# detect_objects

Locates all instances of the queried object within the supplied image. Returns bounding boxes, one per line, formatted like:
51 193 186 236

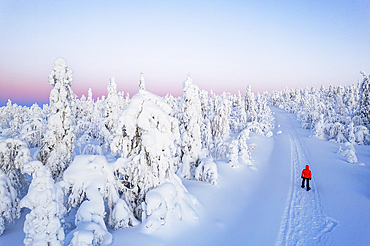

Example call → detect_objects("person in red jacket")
301 165 312 191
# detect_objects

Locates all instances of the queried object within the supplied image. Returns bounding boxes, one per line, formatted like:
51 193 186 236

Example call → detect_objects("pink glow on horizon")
1 68 362 107
1 73 272 107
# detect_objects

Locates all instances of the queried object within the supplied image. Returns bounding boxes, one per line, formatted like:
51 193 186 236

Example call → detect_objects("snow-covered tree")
245 85 257 122
68 186 113 246
90 96 105 140
354 125 370 145
20 103 46 148
0 138 33 198
111 89 181 219
1 101 29 139
346 122 356 143
38 58 76 181
200 90 210 119
228 140 239 167
62 155 123 245
212 137 228 160
20 161 66 246
357 71 370 125
200 118 213 156
314 114 328 141
63 155 138 235
239 99 247 131
338 142 358 164
177 75 203 178
0 169 19 236
105 76 120 132
74 93 94 143
86 88 94 121
330 122 347 143
237 130 256 165
212 98 230 138
335 85 347 121
92 76 121 155
139 72 146 90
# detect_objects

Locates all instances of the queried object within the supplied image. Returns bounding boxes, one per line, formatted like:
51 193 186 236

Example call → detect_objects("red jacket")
302 165 311 179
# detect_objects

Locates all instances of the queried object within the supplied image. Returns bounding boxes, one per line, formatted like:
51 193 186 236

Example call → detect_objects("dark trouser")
301 177 310 190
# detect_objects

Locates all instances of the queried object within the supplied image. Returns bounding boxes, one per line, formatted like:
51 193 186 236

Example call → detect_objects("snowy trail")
276 112 338 245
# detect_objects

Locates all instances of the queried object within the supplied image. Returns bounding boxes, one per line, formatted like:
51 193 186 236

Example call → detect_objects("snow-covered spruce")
245 85 257 122
357 71 370 126
0 169 19 236
228 140 239 168
0 138 33 198
313 114 328 141
212 97 231 139
103 76 121 135
38 58 76 181
237 130 256 165
20 161 66 246
139 72 146 90
177 75 203 179
111 89 199 226
0 138 32 236
20 103 46 148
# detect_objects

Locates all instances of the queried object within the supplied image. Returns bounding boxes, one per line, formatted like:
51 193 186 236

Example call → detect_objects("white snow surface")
1 108 370 245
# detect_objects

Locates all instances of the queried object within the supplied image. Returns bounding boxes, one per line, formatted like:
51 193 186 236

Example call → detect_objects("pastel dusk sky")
1 0 369 106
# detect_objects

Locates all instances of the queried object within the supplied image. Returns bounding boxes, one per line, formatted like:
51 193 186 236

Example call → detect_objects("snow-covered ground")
1 107 370 245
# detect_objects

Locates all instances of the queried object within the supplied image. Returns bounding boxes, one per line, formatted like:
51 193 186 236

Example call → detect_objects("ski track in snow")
276 115 338 246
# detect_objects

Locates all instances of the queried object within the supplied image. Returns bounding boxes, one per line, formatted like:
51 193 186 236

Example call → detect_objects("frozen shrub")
195 158 218 185
338 142 357 164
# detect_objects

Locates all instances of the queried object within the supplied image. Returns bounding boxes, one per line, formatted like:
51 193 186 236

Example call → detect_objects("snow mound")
141 173 199 233
67 221 112 246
